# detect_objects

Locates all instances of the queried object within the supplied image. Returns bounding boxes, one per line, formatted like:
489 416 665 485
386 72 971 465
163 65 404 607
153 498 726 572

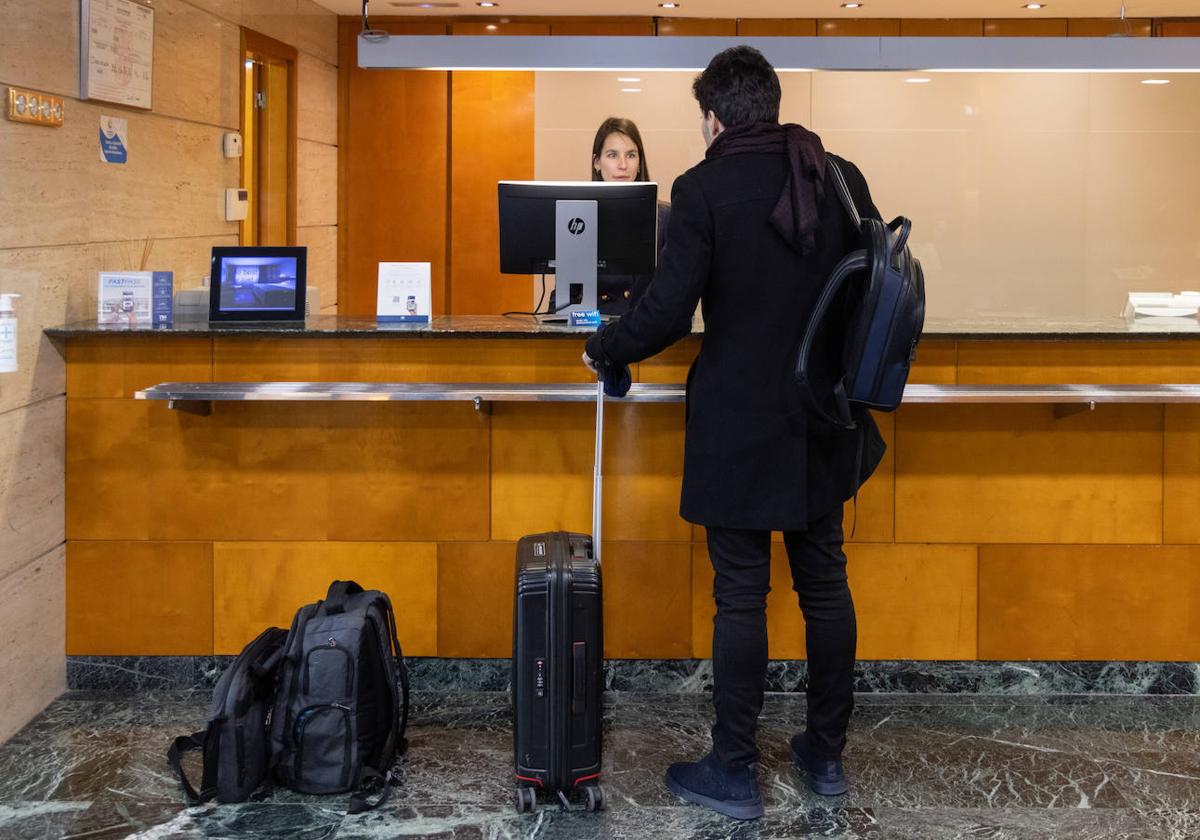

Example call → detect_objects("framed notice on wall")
80 0 155 110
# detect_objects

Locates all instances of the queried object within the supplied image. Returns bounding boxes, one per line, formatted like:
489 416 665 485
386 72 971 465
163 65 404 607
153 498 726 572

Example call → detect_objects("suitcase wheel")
515 786 537 814
585 783 607 812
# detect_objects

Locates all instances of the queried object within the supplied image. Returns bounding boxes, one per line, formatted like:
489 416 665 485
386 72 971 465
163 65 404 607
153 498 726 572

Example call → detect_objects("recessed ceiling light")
485 23 498 30
621 88 642 93
659 3 680 8
477 1 497 5
1022 3 1045 8
841 2 863 8
1142 79 1171 85
905 77 932 83
617 77 641 82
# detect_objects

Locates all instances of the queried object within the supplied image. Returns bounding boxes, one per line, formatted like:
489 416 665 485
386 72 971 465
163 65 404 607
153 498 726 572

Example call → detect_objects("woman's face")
593 131 640 182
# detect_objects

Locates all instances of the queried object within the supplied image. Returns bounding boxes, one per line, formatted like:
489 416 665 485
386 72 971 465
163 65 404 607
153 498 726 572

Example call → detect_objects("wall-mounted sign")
81 0 154 110
99 115 128 164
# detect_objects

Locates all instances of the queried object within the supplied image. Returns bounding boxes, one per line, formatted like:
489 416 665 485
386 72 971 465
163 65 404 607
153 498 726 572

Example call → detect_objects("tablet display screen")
209 247 307 322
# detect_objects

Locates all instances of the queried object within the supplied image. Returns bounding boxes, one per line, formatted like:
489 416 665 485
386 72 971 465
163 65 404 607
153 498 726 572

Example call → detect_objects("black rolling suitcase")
512 377 607 814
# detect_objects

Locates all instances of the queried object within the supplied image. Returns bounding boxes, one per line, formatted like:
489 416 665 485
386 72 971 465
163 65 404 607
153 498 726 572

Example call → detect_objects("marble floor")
0 691 1197 839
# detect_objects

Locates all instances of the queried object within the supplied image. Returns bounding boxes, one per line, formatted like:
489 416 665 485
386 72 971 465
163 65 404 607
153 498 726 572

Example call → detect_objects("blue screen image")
219 256 298 312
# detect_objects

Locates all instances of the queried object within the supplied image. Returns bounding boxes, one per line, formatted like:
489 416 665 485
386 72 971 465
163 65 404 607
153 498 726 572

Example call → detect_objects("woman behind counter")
549 117 670 317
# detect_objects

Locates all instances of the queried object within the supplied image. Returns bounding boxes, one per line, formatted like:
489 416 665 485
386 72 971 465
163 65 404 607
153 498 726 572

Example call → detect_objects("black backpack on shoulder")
795 156 926 429
270 580 410 811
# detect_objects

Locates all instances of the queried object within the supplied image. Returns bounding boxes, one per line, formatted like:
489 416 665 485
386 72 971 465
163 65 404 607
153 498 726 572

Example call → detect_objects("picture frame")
80 0 155 110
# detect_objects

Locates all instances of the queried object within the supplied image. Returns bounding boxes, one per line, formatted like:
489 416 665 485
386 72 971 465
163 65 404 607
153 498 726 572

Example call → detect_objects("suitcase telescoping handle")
593 375 604 565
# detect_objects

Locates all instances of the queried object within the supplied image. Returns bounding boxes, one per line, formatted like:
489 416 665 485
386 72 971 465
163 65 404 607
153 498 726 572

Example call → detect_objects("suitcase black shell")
513 530 604 806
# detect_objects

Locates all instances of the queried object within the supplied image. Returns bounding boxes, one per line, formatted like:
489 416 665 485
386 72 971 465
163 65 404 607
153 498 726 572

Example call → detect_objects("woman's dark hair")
591 117 650 182
692 45 781 128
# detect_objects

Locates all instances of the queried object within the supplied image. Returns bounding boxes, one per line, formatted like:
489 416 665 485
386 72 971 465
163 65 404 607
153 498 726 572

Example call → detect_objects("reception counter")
48 315 1200 667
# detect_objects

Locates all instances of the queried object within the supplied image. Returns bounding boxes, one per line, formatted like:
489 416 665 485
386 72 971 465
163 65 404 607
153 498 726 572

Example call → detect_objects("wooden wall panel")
323 403 490 541
900 19 984 36
818 19 901 37
67 399 490 542
692 543 977 661
437 542 515 657
909 340 957 384
450 72 537 315
958 341 1200 385
737 20 817 36
212 337 593 383
1155 20 1200 36
550 20 655 35
984 19 1069 37
979 545 1200 661
1164 405 1200 544
657 19 737 36
67 542 213 655
213 541 438 655
896 404 1163 545
451 22 551 35
66 337 212 399
603 542 692 658
638 338 701 384
1068 18 1152 37
339 20 449 316
491 402 691 542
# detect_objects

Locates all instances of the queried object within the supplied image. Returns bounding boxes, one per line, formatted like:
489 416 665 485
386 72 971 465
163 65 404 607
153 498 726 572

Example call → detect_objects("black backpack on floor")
168 581 410 813
168 626 288 804
270 580 410 810
795 156 926 429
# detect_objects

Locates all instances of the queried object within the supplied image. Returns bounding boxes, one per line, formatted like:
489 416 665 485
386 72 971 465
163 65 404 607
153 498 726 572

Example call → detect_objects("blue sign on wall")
100 116 127 164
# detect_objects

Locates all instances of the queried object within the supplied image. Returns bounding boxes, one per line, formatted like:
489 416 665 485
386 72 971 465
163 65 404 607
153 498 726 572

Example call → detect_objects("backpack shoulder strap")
794 251 869 430
825 156 862 227
167 728 218 805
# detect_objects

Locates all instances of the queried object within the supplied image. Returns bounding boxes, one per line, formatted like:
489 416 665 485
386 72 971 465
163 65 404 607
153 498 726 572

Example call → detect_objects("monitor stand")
541 198 598 323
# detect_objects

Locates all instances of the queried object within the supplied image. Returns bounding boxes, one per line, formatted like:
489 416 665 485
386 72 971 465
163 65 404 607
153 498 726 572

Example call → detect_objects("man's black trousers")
705 506 856 767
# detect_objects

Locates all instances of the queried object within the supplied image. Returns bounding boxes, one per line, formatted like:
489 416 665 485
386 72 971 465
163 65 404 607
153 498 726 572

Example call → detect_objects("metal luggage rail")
133 382 1200 417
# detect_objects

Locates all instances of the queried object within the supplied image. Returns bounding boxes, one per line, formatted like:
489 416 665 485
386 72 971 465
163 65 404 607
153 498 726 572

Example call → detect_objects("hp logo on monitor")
567 218 586 235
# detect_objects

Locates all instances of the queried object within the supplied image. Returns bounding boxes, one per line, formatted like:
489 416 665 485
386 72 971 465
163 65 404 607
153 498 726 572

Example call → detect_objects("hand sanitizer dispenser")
0 293 20 373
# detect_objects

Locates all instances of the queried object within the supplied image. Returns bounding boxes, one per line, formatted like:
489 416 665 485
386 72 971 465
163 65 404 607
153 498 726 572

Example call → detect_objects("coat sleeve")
585 171 711 369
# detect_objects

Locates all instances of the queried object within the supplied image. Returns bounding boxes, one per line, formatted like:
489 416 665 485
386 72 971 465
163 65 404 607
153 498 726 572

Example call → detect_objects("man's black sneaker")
664 752 765 820
789 733 849 796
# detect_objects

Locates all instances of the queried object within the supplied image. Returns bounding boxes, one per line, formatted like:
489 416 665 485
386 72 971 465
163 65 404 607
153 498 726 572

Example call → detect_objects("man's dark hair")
692 46 781 128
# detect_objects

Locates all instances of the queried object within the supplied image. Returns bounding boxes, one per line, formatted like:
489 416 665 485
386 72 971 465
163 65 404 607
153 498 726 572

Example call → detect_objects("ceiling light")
841 2 863 7
659 3 680 8
1022 3 1045 8
905 77 931 83
477 1 497 5
485 24 497 30
621 88 642 93
1141 78 1171 84
617 77 641 82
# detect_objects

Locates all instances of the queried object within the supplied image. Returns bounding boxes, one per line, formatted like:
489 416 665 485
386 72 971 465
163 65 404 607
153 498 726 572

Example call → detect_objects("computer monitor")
498 181 658 318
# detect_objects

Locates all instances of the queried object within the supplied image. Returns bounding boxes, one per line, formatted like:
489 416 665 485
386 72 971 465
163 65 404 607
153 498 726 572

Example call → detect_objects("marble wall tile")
296 0 340 67
182 0 244 27
297 140 338 228
296 225 337 308
0 0 78 99
0 99 239 251
0 547 66 744
0 236 234 415
0 399 65 582
152 0 242 130
297 53 338 146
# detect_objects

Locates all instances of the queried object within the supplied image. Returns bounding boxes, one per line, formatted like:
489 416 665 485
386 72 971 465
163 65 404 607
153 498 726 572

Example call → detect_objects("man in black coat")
583 46 886 819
